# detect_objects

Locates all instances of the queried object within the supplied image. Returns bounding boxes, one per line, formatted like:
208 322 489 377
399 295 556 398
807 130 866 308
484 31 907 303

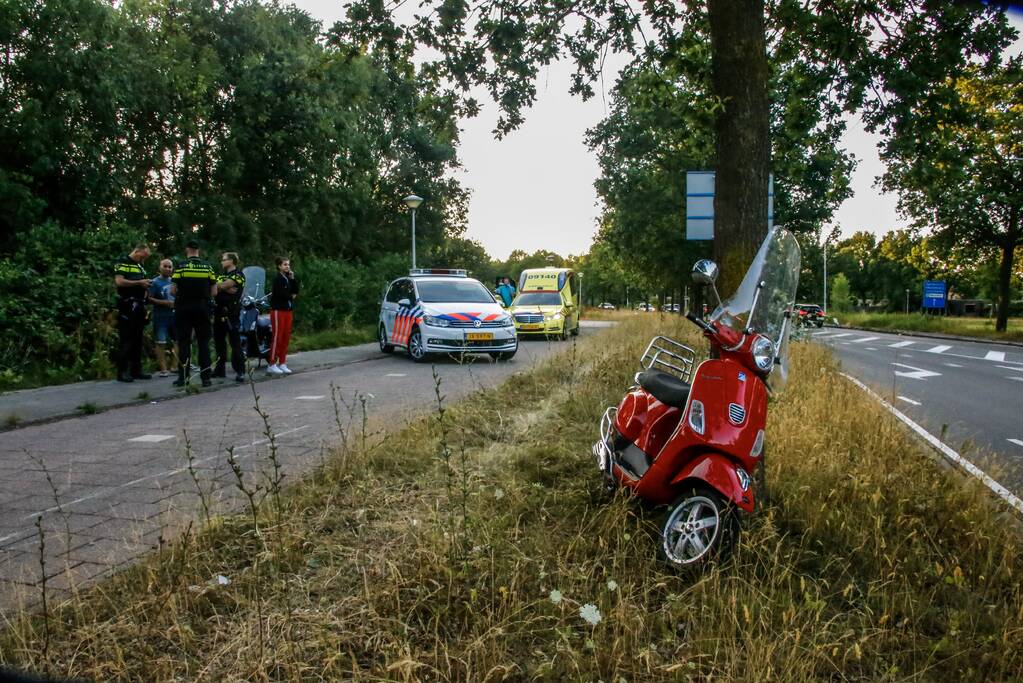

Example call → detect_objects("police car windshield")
417 279 495 304
516 292 561 306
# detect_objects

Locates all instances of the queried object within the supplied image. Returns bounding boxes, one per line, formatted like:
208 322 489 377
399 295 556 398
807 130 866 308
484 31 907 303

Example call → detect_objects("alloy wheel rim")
662 496 720 565
410 331 424 358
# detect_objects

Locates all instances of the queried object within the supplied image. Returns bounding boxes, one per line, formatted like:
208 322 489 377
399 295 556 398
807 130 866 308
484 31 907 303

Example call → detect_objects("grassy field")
288 322 376 352
3 315 1023 680
840 312 1023 343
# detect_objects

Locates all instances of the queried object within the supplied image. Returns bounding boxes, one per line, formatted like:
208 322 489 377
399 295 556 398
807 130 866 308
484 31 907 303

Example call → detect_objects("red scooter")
593 228 800 569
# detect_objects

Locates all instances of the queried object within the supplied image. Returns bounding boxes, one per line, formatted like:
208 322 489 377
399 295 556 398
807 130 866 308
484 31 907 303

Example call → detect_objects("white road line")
897 396 921 406
385 373 407 377
127 434 175 443
842 373 1023 515
295 395 324 400
986 351 1007 362
889 341 915 348
1009 439 1023 448
1010 377 1023 383
944 363 963 368
892 362 942 381
849 336 880 344
998 365 1023 372
827 332 855 339
924 345 952 354
866 347 878 351
16 425 311 523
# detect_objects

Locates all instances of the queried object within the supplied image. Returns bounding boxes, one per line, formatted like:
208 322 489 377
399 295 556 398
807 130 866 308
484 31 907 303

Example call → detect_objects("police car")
378 269 517 362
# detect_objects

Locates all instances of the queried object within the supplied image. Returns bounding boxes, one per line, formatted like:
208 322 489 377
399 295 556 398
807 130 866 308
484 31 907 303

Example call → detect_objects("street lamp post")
403 194 424 269
822 240 828 313
905 288 910 315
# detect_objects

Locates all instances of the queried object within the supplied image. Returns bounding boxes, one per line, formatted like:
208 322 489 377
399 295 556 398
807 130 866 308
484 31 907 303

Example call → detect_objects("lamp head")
404 194 424 210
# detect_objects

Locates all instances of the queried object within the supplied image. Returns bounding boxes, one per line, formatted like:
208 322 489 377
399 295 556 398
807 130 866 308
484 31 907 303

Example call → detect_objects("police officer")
212 252 247 382
171 240 218 387
113 243 152 383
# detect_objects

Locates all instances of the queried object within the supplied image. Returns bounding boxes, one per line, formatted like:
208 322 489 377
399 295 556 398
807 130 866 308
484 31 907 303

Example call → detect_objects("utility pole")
822 240 828 312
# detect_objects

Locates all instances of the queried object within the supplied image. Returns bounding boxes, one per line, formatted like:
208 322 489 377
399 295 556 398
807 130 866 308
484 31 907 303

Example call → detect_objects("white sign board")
685 172 774 240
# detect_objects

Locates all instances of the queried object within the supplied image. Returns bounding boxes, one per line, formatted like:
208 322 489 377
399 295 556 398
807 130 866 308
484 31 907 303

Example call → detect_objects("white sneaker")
279 364 292 375
267 363 283 375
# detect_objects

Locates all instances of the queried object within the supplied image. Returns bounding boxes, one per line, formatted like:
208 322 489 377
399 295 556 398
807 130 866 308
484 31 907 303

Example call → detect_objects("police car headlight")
751 335 774 373
423 315 450 328
498 315 513 327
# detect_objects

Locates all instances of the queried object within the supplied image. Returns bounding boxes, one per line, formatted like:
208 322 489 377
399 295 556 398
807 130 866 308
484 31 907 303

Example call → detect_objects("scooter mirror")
691 259 719 285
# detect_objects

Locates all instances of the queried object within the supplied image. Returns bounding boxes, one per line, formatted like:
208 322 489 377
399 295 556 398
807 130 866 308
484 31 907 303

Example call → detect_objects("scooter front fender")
670 451 754 513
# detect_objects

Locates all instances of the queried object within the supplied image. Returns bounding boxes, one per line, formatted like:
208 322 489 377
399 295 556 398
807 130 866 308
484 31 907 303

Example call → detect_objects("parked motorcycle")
593 227 800 569
240 265 273 365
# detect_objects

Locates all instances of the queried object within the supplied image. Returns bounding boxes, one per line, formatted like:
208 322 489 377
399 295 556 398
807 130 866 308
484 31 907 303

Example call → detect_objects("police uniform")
213 267 246 379
113 255 149 381
172 255 218 386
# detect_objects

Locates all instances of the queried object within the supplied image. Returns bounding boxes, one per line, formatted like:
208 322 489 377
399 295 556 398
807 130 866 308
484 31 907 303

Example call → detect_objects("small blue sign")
923 280 946 309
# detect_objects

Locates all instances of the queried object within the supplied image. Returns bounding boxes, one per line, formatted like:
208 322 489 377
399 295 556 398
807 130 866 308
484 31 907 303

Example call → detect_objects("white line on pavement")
295 395 324 400
866 347 878 351
841 373 1023 515
986 351 1007 362
127 434 175 443
1010 377 1023 383
924 345 952 354
1009 439 1023 448
897 396 921 405
827 332 855 339
849 336 880 344
944 363 963 368
385 373 407 377
998 366 1023 372
889 341 915 348
892 362 942 381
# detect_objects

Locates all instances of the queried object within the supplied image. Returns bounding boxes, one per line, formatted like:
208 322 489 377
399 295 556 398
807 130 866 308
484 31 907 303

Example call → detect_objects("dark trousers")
213 309 245 376
175 305 212 382
116 299 146 377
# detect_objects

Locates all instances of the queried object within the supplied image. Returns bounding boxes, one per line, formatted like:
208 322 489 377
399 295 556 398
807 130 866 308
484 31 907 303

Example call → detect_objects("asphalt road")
0 323 613 612
813 328 1023 492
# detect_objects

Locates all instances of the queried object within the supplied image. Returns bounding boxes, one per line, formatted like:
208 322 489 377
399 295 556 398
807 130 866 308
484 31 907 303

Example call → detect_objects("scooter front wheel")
659 487 738 570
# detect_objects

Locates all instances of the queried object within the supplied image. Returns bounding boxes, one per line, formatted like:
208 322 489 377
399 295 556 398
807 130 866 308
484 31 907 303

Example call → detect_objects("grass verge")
840 311 1023 343
2 316 1022 680
289 322 376 353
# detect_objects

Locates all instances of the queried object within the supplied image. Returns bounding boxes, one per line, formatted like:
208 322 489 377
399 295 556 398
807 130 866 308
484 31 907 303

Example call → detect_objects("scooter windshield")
709 228 801 386
242 266 267 301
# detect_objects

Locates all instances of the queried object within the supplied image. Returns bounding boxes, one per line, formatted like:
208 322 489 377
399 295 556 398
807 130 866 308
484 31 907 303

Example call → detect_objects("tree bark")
995 208 1019 333
707 0 771 295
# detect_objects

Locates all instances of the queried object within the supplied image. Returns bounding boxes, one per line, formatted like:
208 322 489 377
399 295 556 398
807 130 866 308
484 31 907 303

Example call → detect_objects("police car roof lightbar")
409 268 467 277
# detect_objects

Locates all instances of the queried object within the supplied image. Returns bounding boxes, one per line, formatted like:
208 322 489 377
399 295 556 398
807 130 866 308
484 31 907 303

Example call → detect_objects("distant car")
598 302 616 310
660 304 681 313
794 303 825 328
634 302 655 312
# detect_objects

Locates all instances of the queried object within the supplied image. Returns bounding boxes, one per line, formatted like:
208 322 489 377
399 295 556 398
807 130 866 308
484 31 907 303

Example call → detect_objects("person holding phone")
267 256 299 375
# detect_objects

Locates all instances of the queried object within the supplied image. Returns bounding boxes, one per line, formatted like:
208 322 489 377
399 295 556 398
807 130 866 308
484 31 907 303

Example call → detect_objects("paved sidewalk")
0 344 381 428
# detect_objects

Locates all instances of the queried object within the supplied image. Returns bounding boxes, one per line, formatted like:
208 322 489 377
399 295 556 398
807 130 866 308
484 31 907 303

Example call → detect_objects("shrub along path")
2 315 1022 680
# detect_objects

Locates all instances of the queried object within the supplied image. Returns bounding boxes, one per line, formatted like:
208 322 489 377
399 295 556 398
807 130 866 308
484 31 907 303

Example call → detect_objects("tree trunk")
707 0 771 295
995 210 1019 332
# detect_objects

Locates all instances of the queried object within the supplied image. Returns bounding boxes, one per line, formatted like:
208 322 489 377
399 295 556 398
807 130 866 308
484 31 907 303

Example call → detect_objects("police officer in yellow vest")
113 243 153 383
213 252 247 382
171 240 218 387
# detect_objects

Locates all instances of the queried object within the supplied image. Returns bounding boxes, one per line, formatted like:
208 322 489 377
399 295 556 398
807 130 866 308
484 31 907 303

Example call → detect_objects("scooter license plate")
466 332 493 341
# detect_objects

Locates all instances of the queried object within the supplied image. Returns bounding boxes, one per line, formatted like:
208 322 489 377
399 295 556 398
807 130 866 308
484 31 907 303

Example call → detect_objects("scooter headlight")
751 335 774 373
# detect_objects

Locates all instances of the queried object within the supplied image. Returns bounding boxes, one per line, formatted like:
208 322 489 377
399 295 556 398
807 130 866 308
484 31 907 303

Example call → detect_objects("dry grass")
2 315 1023 681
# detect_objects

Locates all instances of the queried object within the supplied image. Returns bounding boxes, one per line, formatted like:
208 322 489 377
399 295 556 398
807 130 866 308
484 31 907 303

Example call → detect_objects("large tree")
881 61 1022 331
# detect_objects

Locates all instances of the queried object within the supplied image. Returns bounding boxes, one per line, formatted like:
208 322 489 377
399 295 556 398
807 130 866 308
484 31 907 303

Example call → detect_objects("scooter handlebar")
686 311 715 334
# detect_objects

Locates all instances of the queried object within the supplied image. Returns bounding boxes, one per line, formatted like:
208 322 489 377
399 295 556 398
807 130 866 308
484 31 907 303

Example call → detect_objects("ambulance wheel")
558 327 568 342
570 322 580 336
659 487 738 570
489 349 516 361
378 324 394 354
407 326 429 363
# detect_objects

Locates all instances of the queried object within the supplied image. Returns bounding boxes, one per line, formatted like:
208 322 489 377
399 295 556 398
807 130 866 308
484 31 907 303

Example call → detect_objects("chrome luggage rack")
593 406 618 472
639 335 697 383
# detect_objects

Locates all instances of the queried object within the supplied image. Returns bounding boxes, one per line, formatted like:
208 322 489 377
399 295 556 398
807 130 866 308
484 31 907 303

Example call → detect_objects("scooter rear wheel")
659 487 738 570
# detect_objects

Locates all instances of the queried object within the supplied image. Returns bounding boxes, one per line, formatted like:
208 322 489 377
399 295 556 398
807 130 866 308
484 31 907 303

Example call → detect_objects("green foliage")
829 273 852 313
295 255 408 330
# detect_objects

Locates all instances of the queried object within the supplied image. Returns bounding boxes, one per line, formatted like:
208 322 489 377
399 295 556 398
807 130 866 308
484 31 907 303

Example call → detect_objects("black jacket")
270 272 299 311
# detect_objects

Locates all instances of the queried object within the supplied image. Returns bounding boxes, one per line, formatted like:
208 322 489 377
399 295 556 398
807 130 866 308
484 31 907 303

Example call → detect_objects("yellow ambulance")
509 268 581 340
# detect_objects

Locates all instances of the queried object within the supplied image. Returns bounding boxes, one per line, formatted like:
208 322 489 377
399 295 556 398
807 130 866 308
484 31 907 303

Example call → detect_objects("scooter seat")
638 370 691 408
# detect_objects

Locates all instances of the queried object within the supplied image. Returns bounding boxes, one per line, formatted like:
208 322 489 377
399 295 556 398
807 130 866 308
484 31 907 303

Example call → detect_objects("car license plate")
466 332 493 341
520 324 542 330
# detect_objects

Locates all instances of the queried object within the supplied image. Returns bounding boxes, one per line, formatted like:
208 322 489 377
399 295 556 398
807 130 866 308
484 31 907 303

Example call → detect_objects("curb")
835 324 1023 349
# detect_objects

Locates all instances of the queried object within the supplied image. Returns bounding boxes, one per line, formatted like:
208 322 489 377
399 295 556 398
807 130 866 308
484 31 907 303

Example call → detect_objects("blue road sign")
923 280 947 309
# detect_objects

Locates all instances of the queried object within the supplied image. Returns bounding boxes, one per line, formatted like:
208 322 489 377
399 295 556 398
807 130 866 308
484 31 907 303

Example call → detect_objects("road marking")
849 336 880 344
897 396 921 406
866 347 878 351
295 395 324 400
386 373 407 377
127 434 174 443
1010 377 1023 383
827 333 855 339
985 351 1007 362
924 345 952 354
998 365 1023 372
889 341 914 348
841 373 1023 515
1009 439 1023 448
944 363 963 368
892 362 942 381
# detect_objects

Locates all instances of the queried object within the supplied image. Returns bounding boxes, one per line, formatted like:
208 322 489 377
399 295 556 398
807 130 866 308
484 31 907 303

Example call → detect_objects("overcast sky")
295 2 1022 260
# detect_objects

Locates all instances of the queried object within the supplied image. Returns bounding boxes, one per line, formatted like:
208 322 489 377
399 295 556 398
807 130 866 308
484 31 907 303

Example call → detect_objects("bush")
293 254 407 330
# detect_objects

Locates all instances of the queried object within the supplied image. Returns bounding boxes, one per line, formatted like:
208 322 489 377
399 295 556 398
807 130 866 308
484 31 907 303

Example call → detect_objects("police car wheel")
489 349 516 361
379 324 395 354
407 326 428 362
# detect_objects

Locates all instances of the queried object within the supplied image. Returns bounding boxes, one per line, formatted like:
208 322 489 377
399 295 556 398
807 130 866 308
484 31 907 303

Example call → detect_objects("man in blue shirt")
496 277 516 307
149 258 176 377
